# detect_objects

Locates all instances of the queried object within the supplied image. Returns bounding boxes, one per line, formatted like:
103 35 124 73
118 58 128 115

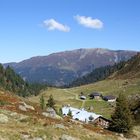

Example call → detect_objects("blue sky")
0 0 140 63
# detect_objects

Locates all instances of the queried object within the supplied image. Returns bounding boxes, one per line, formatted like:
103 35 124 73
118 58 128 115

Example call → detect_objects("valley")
28 78 140 119
0 52 140 139
1 0 140 139
0 76 140 139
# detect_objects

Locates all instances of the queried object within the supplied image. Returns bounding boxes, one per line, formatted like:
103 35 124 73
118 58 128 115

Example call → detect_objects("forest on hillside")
0 64 47 97
68 61 126 87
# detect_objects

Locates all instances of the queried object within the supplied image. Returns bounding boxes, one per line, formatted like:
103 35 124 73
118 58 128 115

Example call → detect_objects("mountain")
68 61 126 87
112 52 140 79
4 48 137 86
70 52 140 87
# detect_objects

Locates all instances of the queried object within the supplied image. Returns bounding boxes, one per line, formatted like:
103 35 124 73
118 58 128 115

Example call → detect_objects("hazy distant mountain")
4 48 137 86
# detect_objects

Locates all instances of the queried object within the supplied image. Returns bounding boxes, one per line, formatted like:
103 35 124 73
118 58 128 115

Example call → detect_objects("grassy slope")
26 78 140 139
28 78 140 119
0 90 124 140
1 77 140 139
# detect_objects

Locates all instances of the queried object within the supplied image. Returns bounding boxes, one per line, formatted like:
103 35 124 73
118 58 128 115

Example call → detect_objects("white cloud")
43 19 70 32
74 15 103 29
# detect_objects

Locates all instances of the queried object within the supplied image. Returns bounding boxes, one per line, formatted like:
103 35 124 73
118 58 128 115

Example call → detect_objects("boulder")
46 107 56 118
22 102 35 111
42 109 57 118
21 134 30 139
54 124 66 130
19 102 35 111
0 114 8 123
19 105 27 111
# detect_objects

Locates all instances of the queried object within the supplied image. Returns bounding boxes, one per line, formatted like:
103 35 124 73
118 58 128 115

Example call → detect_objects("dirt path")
62 89 85 108
81 100 86 108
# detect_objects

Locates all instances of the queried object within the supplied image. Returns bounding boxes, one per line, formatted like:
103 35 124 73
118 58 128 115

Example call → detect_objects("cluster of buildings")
61 91 116 128
80 92 116 102
62 106 111 128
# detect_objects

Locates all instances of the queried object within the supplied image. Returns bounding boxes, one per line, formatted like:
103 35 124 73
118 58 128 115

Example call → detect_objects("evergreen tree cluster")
129 95 140 124
109 94 133 133
0 64 47 97
40 94 56 110
68 61 125 87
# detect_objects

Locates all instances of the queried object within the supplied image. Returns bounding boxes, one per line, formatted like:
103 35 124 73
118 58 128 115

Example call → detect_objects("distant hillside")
4 48 137 86
68 61 126 87
0 64 46 96
113 52 140 79
70 52 140 87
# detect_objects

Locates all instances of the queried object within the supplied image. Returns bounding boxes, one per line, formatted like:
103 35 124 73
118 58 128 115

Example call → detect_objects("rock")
9 111 29 122
42 135 47 140
42 109 57 118
22 102 35 111
119 134 124 137
21 134 30 139
46 107 56 118
0 114 8 123
54 124 66 130
60 134 79 140
19 115 29 122
42 112 49 117
19 102 35 111
10 112 18 117
19 105 27 111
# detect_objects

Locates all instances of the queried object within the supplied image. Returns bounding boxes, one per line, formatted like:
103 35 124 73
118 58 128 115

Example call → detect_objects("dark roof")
89 92 101 96
98 116 112 122
103 95 116 100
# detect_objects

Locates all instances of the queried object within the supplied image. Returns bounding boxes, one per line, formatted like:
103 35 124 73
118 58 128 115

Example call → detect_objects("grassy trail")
81 100 86 108
63 89 86 108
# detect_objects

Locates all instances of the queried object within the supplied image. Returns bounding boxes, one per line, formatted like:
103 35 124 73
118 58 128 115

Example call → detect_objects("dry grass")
0 82 140 140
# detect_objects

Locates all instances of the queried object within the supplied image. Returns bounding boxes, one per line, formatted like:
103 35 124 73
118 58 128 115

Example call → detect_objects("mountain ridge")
4 48 137 86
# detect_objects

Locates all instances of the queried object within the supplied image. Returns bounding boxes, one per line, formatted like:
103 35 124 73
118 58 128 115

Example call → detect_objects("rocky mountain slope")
4 48 137 86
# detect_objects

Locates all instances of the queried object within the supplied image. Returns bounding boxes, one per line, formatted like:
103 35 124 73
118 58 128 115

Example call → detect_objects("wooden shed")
93 116 111 128
89 92 101 99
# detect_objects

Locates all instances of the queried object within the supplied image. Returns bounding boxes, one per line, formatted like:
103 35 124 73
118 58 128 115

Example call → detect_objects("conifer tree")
47 94 55 109
40 95 45 110
109 93 133 133
58 108 63 117
67 109 72 117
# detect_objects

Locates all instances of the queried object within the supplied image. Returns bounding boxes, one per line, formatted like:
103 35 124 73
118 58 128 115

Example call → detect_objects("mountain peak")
4 48 137 86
